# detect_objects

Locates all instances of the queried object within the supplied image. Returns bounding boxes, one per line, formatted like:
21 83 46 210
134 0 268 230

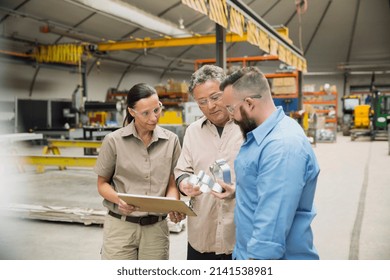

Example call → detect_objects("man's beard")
233 106 257 140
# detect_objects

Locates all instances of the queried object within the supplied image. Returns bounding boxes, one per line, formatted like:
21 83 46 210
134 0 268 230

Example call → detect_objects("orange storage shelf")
303 90 338 125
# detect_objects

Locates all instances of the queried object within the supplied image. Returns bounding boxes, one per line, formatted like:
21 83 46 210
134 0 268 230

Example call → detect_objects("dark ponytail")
123 83 157 126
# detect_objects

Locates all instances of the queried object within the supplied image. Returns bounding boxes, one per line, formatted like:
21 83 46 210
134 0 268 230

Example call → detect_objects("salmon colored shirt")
174 116 243 255
94 121 181 217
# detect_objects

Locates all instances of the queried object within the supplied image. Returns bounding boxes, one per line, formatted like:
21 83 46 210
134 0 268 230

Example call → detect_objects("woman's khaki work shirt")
94 121 181 217
174 117 243 255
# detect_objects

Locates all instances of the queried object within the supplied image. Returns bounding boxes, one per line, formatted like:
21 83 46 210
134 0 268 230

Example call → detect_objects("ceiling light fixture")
64 0 192 37
337 63 390 71
179 18 185 30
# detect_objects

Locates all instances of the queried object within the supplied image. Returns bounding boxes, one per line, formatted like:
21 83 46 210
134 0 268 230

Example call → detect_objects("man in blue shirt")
217 67 320 260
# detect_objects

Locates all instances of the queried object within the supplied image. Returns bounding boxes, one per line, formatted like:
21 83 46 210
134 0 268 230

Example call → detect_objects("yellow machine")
341 95 361 136
353 104 371 128
158 109 183 125
88 111 108 126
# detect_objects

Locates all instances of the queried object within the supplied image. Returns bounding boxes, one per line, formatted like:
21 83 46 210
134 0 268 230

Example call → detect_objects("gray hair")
188 65 226 95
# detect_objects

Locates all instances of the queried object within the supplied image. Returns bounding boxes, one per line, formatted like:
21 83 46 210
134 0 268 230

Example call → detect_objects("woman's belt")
108 210 167 226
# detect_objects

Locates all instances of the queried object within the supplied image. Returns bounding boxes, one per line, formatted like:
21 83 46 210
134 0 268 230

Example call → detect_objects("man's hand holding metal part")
211 179 235 200
179 177 203 197
180 159 235 199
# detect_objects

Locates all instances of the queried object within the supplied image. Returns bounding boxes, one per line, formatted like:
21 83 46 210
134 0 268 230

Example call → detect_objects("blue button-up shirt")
233 107 320 260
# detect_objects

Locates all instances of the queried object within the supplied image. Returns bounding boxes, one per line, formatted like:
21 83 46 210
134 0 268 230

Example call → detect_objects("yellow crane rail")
43 139 102 156
98 33 248 51
46 139 102 149
13 155 97 173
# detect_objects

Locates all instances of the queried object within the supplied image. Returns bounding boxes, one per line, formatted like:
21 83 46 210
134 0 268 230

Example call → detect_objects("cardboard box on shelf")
154 84 167 95
167 79 188 93
319 83 337 93
272 85 296 94
272 77 296 94
273 77 296 86
303 104 315 114
303 84 316 92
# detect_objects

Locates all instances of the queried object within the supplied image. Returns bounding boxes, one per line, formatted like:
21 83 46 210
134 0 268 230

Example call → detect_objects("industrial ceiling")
0 0 389 78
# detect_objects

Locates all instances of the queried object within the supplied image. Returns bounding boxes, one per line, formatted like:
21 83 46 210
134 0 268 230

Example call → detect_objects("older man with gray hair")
174 65 243 260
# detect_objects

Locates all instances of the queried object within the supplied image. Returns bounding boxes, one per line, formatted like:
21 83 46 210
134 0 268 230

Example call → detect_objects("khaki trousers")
101 214 169 260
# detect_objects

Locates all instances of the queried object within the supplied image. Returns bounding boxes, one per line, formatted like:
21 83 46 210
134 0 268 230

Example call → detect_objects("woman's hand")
118 198 139 215
168 211 186 224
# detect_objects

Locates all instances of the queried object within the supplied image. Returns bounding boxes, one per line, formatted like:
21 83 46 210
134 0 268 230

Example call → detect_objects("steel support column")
215 24 226 71
81 62 87 98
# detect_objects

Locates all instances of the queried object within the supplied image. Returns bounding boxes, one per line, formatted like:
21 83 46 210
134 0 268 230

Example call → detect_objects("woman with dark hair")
94 83 185 260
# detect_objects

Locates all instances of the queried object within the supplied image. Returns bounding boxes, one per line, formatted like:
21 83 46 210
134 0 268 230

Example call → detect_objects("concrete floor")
0 133 389 260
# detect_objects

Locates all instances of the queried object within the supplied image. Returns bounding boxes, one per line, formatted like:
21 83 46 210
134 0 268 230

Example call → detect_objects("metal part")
209 159 232 185
187 170 220 193
186 159 231 193
199 173 214 193
188 171 203 186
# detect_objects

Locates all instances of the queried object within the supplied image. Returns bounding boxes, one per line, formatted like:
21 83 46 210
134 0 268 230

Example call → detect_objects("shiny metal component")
209 159 231 184
211 182 223 193
186 159 231 193
199 173 213 193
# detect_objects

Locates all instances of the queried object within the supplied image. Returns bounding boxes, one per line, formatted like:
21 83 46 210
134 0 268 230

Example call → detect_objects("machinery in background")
347 78 390 141
80 90 125 153
349 104 371 141
349 90 390 141
15 98 79 138
353 104 371 129
341 95 361 136
83 100 122 127
155 79 188 126
370 90 390 140
81 87 127 128
14 85 124 139
154 80 202 144
80 84 200 145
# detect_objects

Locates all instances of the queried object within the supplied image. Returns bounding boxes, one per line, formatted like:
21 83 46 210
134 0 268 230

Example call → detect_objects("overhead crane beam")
97 33 249 51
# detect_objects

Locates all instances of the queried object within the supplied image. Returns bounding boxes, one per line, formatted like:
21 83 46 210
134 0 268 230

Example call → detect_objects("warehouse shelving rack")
303 90 338 142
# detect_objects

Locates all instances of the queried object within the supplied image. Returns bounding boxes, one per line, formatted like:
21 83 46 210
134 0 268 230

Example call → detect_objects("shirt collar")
121 120 169 141
200 116 235 128
248 106 285 145
199 116 208 127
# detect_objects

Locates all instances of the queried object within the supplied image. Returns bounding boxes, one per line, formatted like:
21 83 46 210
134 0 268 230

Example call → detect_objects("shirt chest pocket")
152 156 172 186
235 156 259 186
